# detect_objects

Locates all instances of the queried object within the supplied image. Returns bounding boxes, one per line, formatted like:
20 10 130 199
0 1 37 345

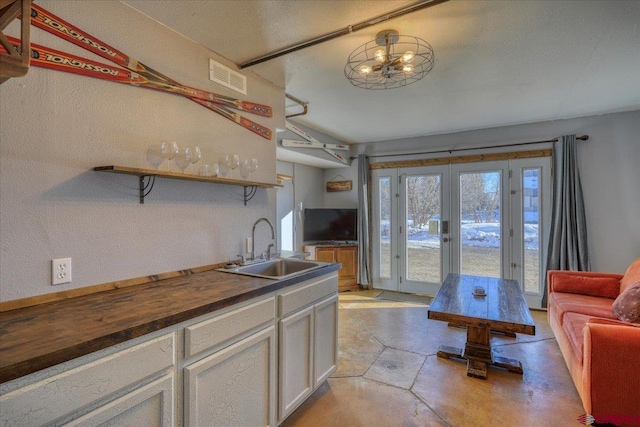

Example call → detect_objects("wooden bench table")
427 274 536 379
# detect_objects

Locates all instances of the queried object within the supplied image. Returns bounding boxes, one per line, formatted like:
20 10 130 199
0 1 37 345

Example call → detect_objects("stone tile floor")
282 290 585 427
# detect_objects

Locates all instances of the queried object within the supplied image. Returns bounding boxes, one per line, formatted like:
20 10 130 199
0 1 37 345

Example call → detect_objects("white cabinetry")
0 333 176 426
184 297 277 427
185 327 276 426
279 305 314 417
314 294 339 386
278 274 339 422
0 272 339 427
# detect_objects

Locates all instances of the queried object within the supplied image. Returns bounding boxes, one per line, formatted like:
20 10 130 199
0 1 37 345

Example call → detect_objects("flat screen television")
303 208 358 242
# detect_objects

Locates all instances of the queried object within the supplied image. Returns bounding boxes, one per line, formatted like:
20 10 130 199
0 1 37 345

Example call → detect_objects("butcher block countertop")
0 263 340 384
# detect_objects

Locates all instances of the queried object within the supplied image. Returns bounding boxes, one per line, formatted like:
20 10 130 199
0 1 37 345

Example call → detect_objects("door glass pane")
379 177 391 278
523 168 541 294
405 174 442 283
459 171 501 277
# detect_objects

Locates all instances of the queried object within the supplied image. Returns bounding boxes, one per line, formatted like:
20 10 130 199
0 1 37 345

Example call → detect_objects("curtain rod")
350 135 589 160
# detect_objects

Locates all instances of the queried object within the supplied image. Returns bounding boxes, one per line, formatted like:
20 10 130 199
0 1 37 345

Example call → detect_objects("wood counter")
0 264 340 384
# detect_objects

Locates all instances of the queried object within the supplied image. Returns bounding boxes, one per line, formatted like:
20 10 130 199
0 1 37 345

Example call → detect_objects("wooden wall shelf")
0 0 31 85
94 165 282 205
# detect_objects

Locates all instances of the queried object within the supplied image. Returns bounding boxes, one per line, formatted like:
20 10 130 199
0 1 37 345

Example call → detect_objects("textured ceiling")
124 0 640 144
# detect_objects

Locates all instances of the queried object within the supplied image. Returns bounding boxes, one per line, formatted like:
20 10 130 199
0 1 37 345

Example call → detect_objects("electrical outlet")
52 258 72 285
246 237 252 254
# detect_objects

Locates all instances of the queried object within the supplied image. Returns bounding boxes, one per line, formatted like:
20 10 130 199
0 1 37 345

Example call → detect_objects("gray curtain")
357 154 371 287
542 135 590 307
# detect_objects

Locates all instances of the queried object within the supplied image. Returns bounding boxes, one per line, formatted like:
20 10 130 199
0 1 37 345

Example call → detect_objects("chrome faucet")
251 218 275 261
266 243 275 260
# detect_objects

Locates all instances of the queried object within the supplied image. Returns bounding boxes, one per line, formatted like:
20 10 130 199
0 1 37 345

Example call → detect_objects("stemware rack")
94 166 281 205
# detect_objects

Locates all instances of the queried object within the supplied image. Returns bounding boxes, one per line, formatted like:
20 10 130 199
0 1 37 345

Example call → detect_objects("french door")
372 157 551 308
372 166 450 296
450 161 510 279
510 158 551 308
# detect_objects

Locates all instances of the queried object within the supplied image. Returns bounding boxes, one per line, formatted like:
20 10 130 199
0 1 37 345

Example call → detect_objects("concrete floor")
282 290 586 427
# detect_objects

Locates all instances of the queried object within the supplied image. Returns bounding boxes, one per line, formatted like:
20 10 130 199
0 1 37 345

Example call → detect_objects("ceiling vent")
209 59 247 95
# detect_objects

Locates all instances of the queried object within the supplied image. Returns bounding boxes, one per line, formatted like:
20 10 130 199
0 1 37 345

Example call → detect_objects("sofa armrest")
547 270 623 299
582 319 640 419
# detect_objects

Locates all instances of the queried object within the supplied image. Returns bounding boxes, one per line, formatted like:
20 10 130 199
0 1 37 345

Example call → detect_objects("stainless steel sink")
217 258 329 280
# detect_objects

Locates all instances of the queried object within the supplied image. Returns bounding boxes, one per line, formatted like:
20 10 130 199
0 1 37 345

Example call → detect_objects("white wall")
0 1 284 301
323 159 359 208
352 110 640 274
274 162 325 251
575 111 640 273
293 163 325 250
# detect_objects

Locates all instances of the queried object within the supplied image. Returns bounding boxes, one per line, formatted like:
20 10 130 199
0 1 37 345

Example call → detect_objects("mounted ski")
284 120 349 164
281 139 349 151
190 98 272 139
323 148 349 164
1 37 272 140
26 3 273 118
285 121 322 144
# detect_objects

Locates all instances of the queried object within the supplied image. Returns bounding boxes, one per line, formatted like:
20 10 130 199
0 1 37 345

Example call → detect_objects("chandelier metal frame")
344 29 434 90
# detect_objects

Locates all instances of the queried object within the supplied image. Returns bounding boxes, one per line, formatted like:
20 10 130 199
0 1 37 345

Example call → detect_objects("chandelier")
344 29 434 90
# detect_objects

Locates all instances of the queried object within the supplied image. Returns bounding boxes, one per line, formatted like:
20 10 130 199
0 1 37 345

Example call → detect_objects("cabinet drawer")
279 274 338 317
0 333 175 427
63 373 174 426
185 296 275 358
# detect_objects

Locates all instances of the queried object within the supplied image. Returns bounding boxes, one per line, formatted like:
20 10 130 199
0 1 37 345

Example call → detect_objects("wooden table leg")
436 326 525 379
466 359 488 379
463 326 492 379
437 345 464 360
492 355 524 374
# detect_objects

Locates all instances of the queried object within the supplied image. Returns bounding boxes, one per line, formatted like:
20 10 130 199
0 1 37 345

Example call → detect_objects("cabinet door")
336 246 357 281
63 374 174 426
185 326 276 427
315 247 337 263
314 294 338 386
279 305 314 421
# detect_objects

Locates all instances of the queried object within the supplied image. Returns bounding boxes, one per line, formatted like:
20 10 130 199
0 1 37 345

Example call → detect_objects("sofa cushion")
612 281 640 324
619 258 640 294
562 312 591 364
550 272 621 299
586 316 640 328
548 292 568 326
550 292 617 326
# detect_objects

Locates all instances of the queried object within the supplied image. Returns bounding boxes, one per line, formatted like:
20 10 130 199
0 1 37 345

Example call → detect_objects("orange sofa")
547 258 640 426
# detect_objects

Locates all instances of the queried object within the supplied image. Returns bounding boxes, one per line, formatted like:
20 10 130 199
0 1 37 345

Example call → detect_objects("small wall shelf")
0 0 32 85
94 166 281 205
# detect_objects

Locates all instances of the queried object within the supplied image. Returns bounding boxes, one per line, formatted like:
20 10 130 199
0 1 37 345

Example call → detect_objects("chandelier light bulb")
402 64 414 74
359 65 373 76
374 49 386 63
401 51 415 64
